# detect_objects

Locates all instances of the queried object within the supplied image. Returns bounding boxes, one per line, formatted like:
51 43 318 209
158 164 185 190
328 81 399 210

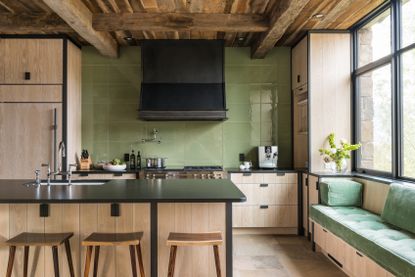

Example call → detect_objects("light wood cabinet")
292 32 351 171
0 103 62 179
2 39 63 84
0 37 81 179
313 221 395 277
0 85 62 102
292 36 307 89
302 173 308 235
231 172 298 230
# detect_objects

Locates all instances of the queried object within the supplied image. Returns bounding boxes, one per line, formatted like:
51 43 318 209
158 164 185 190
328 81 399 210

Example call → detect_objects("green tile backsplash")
82 46 292 168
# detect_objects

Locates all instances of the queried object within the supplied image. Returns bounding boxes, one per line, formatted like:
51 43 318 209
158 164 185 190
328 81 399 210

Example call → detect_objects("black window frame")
351 0 415 180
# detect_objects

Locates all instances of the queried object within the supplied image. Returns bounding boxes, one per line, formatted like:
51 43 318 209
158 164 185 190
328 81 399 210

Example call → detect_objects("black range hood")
139 40 227 121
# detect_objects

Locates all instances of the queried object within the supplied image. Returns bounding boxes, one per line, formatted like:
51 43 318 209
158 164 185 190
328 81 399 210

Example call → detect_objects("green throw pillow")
382 183 415 234
319 179 363 207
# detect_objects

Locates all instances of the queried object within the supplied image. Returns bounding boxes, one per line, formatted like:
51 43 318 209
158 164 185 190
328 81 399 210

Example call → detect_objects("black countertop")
226 168 298 173
0 179 246 203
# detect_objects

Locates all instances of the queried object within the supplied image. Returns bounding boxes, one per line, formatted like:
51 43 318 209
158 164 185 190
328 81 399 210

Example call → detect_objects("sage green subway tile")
106 64 141 85
261 103 273 123
260 86 275 104
226 84 262 104
227 103 251 122
260 122 273 142
91 142 110 162
107 103 138 122
90 66 109 84
115 46 141 65
250 104 261 123
92 123 109 142
107 85 139 103
82 47 109 65
225 65 278 84
225 48 278 66
108 122 145 141
277 85 292 104
91 103 109 123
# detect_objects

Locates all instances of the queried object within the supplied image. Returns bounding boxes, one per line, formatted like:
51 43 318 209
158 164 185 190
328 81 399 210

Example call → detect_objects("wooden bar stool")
82 232 145 277
166 231 223 277
5 232 74 277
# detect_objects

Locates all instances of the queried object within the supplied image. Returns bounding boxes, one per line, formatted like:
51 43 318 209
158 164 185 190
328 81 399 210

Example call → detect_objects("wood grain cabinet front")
231 173 298 229
2 39 63 84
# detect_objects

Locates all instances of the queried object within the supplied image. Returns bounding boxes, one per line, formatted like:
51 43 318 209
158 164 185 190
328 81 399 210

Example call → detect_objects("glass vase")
330 159 348 174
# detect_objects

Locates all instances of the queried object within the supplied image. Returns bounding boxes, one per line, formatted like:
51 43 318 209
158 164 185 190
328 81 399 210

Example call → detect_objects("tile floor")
233 234 347 277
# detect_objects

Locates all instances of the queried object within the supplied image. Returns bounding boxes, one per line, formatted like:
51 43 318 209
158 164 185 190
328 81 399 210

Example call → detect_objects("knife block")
80 157 92 170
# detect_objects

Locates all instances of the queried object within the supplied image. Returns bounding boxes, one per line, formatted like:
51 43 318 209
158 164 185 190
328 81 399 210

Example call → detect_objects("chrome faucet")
58 141 66 172
41 163 52 185
34 169 41 186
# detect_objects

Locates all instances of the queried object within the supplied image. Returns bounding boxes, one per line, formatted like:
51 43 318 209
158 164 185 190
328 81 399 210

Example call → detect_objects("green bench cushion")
319 179 362 207
382 183 415 234
310 205 415 277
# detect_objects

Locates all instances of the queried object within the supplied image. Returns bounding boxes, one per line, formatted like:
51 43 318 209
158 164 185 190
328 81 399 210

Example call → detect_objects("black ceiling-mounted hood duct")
139 40 227 121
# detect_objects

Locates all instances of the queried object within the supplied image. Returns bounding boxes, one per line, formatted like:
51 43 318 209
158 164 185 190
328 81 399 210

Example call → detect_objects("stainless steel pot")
145 158 166 168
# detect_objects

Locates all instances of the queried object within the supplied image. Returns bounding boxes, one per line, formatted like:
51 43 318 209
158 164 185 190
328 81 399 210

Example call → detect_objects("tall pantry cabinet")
0 37 81 179
292 32 351 171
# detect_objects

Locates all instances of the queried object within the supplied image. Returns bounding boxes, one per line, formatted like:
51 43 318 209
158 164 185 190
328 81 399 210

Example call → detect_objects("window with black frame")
353 0 415 179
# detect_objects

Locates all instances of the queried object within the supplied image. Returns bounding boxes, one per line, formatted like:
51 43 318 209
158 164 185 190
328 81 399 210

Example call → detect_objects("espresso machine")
258 146 278 168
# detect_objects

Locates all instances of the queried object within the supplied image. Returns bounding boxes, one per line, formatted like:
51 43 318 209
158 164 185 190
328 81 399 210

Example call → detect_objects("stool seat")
6 232 75 277
82 231 143 246
6 232 73 247
167 232 222 246
82 231 145 277
166 232 223 277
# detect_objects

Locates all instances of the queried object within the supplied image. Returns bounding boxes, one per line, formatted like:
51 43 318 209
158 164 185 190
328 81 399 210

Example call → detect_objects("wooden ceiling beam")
0 13 73 33
251 0 310 58
92 12 269 32
42 0 118 58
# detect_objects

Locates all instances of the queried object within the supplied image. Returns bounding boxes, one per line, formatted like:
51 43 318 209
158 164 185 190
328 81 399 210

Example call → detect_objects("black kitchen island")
0 179 245 277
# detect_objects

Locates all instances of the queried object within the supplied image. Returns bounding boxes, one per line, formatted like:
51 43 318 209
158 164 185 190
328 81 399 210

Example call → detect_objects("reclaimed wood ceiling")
0 0 385 58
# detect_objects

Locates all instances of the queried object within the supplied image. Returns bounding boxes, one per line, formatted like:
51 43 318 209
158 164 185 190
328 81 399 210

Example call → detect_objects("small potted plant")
319 133 361 173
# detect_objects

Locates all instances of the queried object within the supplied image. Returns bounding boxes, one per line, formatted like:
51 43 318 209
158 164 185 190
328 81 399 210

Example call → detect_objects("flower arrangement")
319 133 361 173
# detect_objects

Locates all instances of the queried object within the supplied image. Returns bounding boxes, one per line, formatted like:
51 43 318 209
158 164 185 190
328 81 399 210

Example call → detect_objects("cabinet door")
3 39 63 84
292 36 308 89
0 39 4 83
326 231 346 265
0 103 62 178
313 222 327 250
0 85 62 102
302 173 308 235
308 175 319 231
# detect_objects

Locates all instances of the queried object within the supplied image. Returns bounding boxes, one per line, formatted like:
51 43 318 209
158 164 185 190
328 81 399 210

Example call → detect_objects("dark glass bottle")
130 150 136 170
137 151 141 170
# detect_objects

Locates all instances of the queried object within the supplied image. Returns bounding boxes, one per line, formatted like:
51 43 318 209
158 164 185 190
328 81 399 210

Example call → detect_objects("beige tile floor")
233 234 347 277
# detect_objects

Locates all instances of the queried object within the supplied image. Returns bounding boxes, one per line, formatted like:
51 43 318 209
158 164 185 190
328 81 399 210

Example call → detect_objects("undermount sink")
25 181 106 186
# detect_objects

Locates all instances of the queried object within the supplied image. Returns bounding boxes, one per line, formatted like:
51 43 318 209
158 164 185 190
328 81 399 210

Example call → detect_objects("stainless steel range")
143 166 224 179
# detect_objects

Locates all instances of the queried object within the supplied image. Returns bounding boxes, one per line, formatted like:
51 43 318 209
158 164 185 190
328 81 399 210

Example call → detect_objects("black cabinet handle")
356 251 363 257
297 75 301 83
79 172 89 177
242 172 252 176
260 183 268 187
24 72 31 80
113 172 123 177
305 177 308 186
323 229 327 233
277 173 285 176
316 181 319 190
260 205 269 209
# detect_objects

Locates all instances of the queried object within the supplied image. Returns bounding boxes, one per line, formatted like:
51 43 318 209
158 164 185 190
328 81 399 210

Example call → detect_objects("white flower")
330 148 337 154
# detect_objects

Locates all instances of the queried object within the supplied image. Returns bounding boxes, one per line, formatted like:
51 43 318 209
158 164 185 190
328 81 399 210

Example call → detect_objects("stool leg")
52 246 60 277
135 244 145 277
24 246 29 277
93 246 100 277
64 240 75 277
129 245 138 277
6 246 16 277
84 246 93 277
167 246 177 277
213 245 221 277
